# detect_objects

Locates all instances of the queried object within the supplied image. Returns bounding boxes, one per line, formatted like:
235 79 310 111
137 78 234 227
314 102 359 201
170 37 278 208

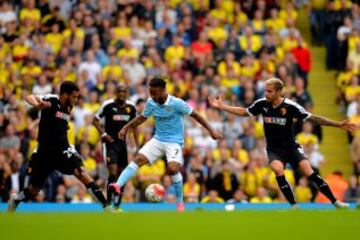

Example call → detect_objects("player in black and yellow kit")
8 81 109 211
94 84 138 210
209 77 357 208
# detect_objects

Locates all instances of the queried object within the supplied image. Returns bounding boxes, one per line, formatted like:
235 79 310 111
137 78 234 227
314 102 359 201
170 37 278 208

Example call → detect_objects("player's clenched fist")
102 133 114 143
210 130 223 142
118 127 128 140
38 100 51 109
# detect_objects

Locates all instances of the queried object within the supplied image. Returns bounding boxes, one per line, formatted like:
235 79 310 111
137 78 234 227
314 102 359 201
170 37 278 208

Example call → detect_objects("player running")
208 77 357 208
108 77 223 211
8 81 109 211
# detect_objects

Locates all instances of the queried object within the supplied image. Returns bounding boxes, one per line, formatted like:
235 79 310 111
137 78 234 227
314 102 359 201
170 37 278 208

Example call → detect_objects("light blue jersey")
142 95 193 146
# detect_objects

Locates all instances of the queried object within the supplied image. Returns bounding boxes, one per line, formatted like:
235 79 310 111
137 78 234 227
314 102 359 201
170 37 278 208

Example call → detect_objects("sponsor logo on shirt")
263 117 287 125
55 111 70 121
154 115 176 121
113 114 130 121
165 106 173 112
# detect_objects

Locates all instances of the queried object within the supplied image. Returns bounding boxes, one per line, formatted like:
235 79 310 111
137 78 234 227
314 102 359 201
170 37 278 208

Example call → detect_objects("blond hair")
265 77 283 91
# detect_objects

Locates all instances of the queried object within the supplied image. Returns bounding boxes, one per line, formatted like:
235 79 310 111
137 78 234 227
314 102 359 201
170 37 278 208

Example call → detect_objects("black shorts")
103 141 128 168
266 145 307 169
27 146 83 188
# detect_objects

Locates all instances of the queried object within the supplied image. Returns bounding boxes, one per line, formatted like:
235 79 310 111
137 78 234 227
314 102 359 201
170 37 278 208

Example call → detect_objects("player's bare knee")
270 161 285 176
134 154 149 167
271 166 284 176
299 160 314 177
73 167 83 177
167 162 181 175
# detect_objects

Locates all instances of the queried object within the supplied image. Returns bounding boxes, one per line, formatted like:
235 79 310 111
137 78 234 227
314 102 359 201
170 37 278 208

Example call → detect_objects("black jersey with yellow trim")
95 99 136 139
246 97 311 149
37 94 72 149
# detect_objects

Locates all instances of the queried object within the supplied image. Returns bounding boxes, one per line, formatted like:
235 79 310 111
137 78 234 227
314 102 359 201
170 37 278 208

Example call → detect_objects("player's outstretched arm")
118 115 147 140
189 110 223 141
208 95 249 117
25 95 51 109
308 114 358 133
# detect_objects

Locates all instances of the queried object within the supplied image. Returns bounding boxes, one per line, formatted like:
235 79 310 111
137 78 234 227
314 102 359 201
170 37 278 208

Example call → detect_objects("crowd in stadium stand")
310 0 360 202
0 0 359 205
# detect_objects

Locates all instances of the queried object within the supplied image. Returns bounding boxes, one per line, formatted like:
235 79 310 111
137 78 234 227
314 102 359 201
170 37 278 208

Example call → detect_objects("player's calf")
307 173 337 204
85 182 108 208
276 175 297 206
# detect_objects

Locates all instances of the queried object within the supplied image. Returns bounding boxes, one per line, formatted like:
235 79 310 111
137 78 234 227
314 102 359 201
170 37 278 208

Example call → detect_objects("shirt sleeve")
246 98 265 116
175 99 193 115
38 94 57 101
95 103 106 120
288 103 312 120
142 100 152 117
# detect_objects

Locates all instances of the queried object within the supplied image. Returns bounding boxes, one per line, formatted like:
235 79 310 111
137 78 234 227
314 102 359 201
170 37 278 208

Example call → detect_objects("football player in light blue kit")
109 77 223 211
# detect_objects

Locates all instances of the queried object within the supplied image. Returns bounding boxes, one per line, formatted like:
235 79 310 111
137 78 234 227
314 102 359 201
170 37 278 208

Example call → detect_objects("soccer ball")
145 183 165 203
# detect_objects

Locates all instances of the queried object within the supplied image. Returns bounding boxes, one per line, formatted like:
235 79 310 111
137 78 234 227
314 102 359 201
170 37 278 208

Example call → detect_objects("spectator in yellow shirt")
79 142 97 178
266 8 286 33
117 38 139 62
241 54 261 79
102 54 122 82
251 10 266 35
188 0 209 11
209 0 227 24
294 177 312 202
84 91 101 114
21 59 42 87
250 187 273 203
296 121 319 147
183 172 201 202
217 52 241 78
62 18 85 52
207 17 227 47
239 26 262 54
282 28 300 52
279 1 298 22
231 139 249 167
345 75 360 102
164 35 185 68
12 34 29 62
234 3 248 28
112 17 131 42
45 23 64 54
19 0 41 30
77 114 100 147
201 189 225 203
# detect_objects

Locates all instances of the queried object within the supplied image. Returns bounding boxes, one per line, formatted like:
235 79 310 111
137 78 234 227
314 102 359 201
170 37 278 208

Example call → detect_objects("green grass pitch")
1 211 359 240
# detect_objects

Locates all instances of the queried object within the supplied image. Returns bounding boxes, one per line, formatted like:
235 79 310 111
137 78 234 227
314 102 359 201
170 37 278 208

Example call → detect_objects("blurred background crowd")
0 0 359 205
